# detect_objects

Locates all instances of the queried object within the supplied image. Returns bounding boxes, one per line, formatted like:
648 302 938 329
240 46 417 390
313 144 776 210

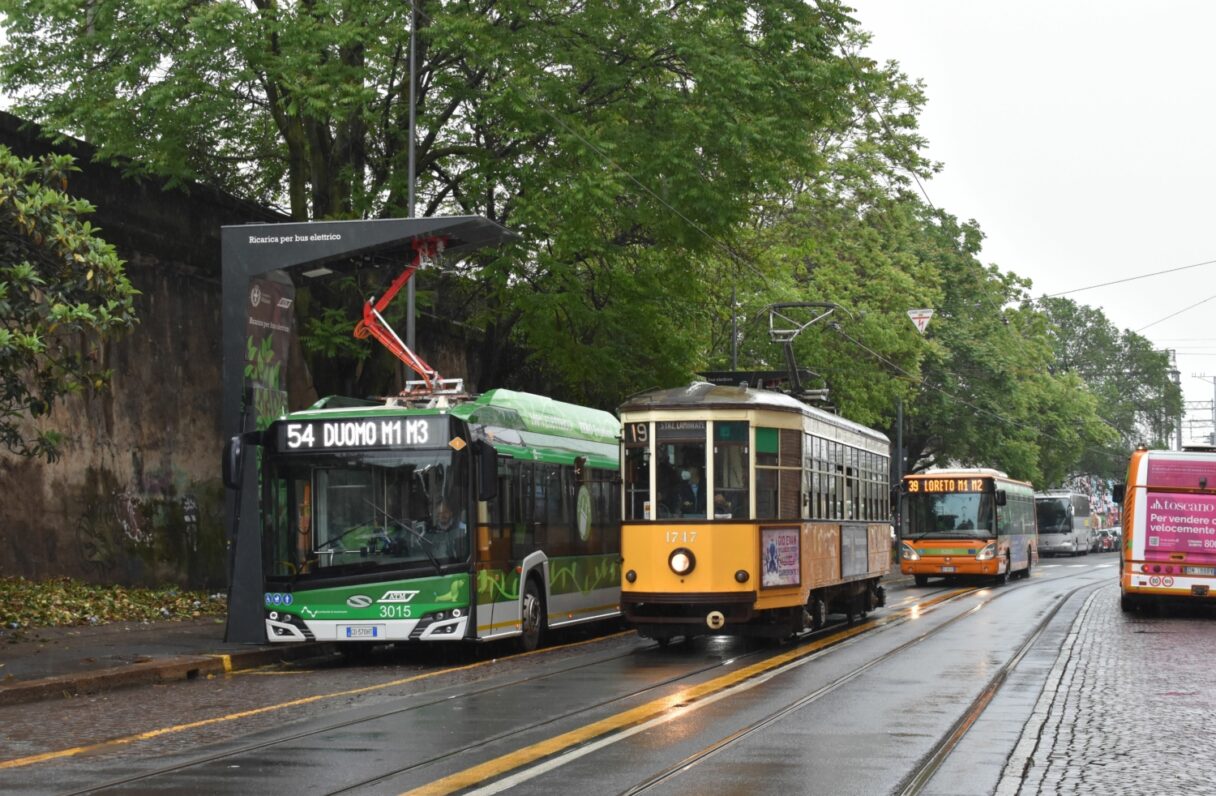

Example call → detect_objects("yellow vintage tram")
619 382 892 642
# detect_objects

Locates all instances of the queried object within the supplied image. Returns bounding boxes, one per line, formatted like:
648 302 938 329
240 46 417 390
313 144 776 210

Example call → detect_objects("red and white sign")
907 309 934 334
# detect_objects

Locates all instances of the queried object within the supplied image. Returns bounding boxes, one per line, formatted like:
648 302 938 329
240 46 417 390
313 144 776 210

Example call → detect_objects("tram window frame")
713 421 749 519
755 427 801 520
656 421 707 519
623 443 651 521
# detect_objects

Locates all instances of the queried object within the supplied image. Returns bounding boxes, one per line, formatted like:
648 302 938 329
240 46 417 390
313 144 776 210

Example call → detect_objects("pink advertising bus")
1118 447 1216 611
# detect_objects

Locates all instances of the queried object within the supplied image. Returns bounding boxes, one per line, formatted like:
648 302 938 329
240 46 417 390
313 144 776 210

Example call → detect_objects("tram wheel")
517 578 545 653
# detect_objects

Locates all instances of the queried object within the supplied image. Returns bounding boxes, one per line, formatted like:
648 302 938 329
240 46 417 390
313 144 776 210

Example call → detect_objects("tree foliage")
0 147 138 460
0 2 1159 484
1039 296 1182 478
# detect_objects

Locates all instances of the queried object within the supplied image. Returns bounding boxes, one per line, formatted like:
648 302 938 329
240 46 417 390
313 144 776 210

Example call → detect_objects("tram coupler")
706 610 726 631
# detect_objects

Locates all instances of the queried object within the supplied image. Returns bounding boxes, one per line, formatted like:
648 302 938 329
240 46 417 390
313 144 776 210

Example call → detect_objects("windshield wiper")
362 499 443 575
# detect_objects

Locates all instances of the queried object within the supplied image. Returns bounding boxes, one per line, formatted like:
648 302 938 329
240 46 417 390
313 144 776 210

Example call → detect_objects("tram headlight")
900 543 919 562
669 548 696 576
976 543 997 561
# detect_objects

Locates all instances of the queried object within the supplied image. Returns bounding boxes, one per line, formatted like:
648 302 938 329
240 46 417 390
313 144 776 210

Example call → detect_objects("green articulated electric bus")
257 389 621 651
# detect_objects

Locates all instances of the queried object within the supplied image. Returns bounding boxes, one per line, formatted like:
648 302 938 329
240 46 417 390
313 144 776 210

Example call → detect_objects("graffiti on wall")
72 484 225 587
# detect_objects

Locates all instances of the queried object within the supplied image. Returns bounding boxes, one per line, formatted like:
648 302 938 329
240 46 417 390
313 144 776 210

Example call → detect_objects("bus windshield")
903 492 995 539
263 450 469 580
1035 498 1072 533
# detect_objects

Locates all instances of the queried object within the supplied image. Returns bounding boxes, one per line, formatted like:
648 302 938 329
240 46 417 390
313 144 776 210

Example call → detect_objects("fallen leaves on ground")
0 577 226 637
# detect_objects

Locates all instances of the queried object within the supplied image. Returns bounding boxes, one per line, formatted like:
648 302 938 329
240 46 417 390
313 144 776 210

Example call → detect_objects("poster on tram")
761 527 801 588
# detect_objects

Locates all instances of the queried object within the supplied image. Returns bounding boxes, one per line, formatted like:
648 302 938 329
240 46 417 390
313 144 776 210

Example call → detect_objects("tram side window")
624 422 650 520
656 421 706 519
755 427 801 519
713 421 749 519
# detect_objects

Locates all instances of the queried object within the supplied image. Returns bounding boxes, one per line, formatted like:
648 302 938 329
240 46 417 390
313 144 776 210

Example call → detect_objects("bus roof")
906 468 1033 488
452 388 620 446
618 382 889 445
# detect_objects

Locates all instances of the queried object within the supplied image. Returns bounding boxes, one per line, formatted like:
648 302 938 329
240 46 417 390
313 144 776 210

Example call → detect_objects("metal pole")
894 396 903 560
406 0 418 351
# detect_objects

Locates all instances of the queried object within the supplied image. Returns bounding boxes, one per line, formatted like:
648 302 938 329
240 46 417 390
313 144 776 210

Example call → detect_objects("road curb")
0 644 334 707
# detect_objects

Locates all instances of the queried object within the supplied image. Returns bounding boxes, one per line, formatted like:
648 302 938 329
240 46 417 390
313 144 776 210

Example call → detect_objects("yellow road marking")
403 588 973 796
0 631 632 770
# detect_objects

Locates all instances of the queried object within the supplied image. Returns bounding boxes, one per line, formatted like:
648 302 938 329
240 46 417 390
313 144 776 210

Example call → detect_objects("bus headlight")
976 543 997 561
900 543 919 561
669 548 696 576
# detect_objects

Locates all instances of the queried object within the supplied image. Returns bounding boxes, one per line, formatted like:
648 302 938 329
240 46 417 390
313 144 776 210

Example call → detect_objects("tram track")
609 565 1108 796
29 583 965 795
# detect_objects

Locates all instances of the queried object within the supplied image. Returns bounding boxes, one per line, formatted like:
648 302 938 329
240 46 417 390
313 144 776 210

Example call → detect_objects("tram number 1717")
666 530 697 544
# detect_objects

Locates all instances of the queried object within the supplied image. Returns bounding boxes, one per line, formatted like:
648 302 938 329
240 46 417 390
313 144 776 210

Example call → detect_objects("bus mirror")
475 440 499 502
222 435 242 490
1112 483 1125 503
574 456 587 483
995 489 1008 507
223 431 264 490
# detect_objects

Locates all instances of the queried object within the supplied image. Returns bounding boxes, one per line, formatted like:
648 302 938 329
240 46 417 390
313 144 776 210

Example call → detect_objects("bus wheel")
518 578 545 653
995 557 1010 585
1022 548 1034 579
914 575 929 587
1120 592 1139 613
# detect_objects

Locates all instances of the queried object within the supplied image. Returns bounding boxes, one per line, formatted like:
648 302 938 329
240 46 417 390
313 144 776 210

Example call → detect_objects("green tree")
0 147 138 460
0 0 904 406
1039 296 1182 477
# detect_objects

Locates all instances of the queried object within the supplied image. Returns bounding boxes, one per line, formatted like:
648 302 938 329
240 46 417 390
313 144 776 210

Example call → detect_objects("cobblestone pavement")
996 583 1216 795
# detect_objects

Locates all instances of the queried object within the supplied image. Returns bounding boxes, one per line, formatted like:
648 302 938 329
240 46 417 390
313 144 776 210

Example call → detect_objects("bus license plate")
940 566 956 573
1192 585 1210 597
340 624 384 639
1185 567 1216 576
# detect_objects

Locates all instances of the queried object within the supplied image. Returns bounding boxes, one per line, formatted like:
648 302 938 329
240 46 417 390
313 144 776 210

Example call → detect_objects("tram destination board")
908 477 989 494
273 415 448 453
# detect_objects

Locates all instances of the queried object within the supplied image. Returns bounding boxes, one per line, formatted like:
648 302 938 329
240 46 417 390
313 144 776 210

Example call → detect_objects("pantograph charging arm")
353 236 446 391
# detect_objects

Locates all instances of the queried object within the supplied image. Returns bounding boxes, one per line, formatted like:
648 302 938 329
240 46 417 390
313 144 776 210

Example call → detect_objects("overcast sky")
854 1 1216 439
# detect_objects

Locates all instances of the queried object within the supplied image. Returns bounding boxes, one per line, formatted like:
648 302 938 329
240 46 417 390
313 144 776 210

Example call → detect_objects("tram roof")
618 382 888 444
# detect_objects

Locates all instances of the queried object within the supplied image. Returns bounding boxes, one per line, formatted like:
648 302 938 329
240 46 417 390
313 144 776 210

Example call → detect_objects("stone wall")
0 114 281 588
0 114 484 588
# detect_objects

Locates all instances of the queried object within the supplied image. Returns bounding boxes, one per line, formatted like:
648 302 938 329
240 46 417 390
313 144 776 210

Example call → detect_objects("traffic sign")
907 308 934 334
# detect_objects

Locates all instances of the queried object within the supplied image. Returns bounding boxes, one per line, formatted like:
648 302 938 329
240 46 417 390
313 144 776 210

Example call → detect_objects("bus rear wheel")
1120 592 1140 613
518 578 545 653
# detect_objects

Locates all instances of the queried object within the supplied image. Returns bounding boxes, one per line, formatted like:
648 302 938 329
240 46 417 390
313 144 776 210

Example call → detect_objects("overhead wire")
1044 256 1216 298
1136 291 1216 333
831 326 1132 467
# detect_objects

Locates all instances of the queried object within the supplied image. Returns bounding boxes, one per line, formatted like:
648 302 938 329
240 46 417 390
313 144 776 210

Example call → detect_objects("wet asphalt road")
1 553 1183 795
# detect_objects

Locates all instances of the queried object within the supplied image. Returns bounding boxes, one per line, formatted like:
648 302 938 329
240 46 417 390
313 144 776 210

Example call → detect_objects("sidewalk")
0 617 333 707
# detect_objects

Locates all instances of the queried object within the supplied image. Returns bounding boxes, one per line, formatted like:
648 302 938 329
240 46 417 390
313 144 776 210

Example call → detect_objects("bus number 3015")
666 531 697 544
379 605 413 618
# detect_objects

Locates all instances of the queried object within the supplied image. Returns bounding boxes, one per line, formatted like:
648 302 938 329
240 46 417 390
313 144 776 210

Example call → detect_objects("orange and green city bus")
900 469 1037 585
1118 447 1216 611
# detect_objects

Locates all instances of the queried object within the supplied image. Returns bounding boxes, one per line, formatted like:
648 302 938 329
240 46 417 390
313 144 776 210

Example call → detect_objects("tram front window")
656 449 707 519
263 451 469 578
902 492 995 539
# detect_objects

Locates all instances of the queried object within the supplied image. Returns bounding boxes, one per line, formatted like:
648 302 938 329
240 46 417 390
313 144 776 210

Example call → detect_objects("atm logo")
379 590 420 603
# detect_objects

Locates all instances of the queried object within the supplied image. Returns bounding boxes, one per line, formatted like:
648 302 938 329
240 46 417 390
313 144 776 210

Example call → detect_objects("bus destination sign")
908 477 988 494
275 416 446 453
